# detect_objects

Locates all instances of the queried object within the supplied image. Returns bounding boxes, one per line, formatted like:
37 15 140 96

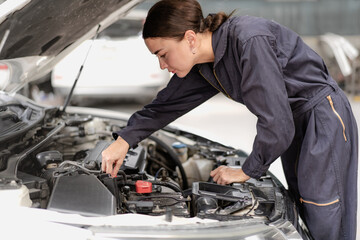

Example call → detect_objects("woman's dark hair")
143 0 232 40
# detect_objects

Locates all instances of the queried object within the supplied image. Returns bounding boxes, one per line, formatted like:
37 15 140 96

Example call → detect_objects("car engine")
0 104 296 224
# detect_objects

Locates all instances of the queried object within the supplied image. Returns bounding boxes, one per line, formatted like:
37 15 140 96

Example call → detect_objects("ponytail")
200 12 233 33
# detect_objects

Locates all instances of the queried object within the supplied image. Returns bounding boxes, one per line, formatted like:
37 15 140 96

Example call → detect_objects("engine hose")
117 170 127 181
125 180 183 195
148 135 188 189
148 180 183 194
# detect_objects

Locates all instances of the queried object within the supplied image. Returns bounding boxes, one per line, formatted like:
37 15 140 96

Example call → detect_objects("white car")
51 10 169 104
0 0 311 239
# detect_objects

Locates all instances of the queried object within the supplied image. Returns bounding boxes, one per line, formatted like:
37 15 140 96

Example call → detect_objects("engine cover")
84 141 146 173
47 174 116 216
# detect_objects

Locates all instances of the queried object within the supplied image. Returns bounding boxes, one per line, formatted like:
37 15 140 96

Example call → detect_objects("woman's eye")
160 54 166 58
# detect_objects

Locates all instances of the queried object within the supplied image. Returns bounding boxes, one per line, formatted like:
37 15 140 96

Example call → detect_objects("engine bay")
0 106 291 223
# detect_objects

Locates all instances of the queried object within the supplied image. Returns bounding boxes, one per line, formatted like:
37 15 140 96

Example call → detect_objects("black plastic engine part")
127 201 154 213
193 182 252 202
195 196 218 213
35 151 63 169
84 141 146 173
47 174 116 216
127 192 190 217
192 182 253 217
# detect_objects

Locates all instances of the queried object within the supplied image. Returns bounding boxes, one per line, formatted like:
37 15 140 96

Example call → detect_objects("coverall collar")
211 18 230 68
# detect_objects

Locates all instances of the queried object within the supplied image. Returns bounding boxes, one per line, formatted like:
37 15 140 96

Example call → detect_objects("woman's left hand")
210 166 250 185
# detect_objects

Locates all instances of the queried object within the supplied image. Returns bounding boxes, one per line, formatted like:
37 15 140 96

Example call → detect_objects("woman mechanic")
101 0 358 239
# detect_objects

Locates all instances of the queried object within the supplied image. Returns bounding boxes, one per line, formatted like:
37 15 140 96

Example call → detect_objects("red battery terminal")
135 180 153 193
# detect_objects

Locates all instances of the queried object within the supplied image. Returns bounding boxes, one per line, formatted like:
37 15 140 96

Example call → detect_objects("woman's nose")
158 57 167 70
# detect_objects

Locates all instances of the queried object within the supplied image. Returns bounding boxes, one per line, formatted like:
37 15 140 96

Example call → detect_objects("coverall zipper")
198 70 222 93
300 198 339 206
213 69 233 99
198 69 233 99
327 95 347 142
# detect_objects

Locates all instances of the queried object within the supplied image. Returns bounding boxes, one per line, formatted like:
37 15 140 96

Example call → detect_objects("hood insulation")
0 0 131 59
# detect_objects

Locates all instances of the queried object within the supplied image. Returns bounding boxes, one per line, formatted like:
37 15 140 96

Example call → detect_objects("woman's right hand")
101 137 130 177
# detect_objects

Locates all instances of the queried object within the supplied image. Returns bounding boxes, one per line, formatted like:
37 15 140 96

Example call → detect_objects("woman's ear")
184 30 197 48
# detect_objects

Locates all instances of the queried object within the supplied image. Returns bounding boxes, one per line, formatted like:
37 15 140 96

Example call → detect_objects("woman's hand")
210 166 250 185
101 137 129 178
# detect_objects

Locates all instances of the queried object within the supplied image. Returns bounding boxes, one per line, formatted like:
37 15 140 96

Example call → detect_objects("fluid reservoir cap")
172 142 186 149
135 180 152 193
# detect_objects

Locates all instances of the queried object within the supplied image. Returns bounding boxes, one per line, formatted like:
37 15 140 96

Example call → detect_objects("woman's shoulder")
227 15 279 43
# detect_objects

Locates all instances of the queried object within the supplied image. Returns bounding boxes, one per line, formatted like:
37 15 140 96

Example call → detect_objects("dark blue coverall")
114 16 358 240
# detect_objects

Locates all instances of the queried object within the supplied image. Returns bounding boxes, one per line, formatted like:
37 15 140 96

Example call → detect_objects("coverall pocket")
301 197 343 240
326 95 347 142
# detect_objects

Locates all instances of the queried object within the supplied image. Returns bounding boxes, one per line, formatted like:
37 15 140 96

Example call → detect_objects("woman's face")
145 37 195 78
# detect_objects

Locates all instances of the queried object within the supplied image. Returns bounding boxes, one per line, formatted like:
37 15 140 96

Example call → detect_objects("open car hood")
0 0 143 92
0 1 312 239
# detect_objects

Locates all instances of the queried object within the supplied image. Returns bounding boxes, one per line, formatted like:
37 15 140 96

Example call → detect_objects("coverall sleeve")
113 68 219 148
239 36 295 179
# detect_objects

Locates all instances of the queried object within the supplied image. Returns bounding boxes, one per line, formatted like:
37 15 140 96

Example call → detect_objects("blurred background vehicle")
318 33 360 95
50 10 170 105
0 63 10 90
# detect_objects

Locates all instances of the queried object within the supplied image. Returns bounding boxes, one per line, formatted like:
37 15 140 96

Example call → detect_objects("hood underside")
0 0 134 60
